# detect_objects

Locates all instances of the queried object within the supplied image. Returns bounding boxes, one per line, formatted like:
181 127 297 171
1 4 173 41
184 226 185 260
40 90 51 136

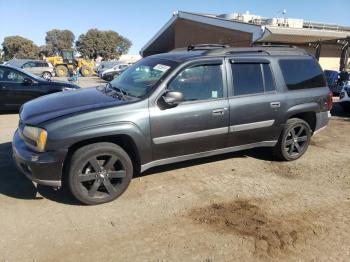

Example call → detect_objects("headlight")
23 126 48 152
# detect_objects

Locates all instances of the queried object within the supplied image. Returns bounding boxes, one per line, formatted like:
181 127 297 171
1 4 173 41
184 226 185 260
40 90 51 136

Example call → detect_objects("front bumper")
12 130 67 187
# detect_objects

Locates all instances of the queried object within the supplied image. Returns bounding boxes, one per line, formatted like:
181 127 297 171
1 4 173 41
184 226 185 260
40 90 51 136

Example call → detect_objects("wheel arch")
63 134 142 183
285 103 319 132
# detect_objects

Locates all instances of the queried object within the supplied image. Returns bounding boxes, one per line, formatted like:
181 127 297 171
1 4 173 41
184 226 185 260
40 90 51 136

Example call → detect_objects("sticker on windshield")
153 64 170 72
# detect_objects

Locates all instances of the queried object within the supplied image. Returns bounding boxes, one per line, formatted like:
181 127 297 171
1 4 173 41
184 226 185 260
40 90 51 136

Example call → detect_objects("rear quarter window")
279 59 326 90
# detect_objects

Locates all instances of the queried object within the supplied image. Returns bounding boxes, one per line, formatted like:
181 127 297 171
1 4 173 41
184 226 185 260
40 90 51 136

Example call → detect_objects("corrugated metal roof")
260 26 350 43
141 11 350 55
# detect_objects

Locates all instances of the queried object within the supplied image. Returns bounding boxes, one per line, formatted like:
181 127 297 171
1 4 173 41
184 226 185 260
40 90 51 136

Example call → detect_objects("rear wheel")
68 142 133 205
55 65 68 77
274 118 311 161
80 66 93 77
42 71 52 80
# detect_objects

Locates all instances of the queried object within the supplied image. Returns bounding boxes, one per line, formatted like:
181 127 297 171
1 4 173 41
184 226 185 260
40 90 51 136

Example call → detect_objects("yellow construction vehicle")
46 50 95 77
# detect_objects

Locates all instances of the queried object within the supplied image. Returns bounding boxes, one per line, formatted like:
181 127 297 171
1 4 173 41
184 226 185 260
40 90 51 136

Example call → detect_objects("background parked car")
5 59 55 80
339 80 350 112
0 64 79 110
101 63 130 81
324 69 339 94
97 61 120 76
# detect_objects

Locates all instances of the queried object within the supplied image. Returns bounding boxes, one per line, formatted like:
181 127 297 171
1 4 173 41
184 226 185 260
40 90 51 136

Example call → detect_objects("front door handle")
270 102 281 108
212 108 226 116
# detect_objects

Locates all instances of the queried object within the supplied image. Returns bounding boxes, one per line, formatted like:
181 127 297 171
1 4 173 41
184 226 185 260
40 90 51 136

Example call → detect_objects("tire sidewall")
279 119 311 161
68 143 133 205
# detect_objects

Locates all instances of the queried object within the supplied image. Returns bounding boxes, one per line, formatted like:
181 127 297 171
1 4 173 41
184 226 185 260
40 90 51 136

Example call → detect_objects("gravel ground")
0 77 349 261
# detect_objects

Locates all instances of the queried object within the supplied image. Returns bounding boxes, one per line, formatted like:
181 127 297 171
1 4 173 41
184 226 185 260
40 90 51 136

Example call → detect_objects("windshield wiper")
106 83 126 100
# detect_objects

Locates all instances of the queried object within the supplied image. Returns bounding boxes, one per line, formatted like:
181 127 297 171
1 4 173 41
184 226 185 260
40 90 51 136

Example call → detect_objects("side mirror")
23 78 33 85
163 91 184 106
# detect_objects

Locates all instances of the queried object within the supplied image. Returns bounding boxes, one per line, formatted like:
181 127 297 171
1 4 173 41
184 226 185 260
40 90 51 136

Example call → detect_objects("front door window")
168 64 224 101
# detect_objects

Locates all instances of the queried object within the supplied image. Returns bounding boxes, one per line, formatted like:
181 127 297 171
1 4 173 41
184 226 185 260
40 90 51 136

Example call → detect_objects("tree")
45 29 75 54
76 29 132 59
2 36 39 60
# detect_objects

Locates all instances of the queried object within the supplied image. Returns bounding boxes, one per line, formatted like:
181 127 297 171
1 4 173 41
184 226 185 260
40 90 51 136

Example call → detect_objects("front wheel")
68 142 133 205
274 118 311 161
55 65 68 77
80 66 93 77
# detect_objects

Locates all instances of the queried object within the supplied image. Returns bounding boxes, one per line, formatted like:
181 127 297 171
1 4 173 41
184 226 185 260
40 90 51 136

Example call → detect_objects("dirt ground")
0 78 349 261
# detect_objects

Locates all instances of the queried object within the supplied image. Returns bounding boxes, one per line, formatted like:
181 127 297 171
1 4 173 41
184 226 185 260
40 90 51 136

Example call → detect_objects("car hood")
20 87 127 125
41 79 79 89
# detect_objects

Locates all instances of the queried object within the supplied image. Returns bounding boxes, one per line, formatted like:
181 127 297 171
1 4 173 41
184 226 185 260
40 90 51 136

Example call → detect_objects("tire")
42 71 52 80
102 75 112 81
80 66 93 77
274 118 312 161
55 65 68 77
68 142 133 205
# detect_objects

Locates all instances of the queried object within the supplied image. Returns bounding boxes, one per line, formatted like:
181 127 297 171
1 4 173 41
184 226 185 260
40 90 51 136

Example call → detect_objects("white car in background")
100 63 130 81
339 81 350 112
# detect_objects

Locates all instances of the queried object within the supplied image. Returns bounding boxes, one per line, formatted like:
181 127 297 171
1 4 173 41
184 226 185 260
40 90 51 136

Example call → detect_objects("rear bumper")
313 111 331 135
12 130 67 187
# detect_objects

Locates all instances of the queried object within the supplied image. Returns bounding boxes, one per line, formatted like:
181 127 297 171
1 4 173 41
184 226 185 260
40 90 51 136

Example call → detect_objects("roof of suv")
149 45 311 62
5 59 48 67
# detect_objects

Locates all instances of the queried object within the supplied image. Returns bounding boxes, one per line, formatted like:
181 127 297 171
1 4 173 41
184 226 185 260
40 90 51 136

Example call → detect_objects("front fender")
46 121 152 164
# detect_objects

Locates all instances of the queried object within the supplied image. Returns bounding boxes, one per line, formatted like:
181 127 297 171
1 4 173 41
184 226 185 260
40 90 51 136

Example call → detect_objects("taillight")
327 91 333 111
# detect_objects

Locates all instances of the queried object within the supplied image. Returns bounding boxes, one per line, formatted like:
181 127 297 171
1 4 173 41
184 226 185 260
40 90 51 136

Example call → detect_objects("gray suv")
12 45 332 205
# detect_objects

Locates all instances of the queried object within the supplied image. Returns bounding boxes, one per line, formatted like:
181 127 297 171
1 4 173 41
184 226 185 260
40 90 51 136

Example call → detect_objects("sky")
0 0 349 54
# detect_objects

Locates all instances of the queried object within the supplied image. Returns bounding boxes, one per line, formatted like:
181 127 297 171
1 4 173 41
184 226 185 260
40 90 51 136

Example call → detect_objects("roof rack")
187 44 230 51
252 44 297 48
205 46 308 56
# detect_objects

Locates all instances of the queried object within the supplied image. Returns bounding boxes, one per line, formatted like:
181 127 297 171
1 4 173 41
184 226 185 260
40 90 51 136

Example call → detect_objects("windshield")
109 57 178 98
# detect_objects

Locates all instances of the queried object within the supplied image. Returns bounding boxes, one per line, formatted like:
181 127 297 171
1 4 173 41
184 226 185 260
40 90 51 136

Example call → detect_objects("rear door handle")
270 102 281 108
212 108 226 116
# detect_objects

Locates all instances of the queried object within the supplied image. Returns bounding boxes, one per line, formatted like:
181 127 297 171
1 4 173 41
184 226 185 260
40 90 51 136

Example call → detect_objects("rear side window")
279 59 326 90
231 63 275 96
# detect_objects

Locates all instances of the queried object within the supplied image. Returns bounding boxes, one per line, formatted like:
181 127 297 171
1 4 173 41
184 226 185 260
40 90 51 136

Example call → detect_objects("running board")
141 141 277 172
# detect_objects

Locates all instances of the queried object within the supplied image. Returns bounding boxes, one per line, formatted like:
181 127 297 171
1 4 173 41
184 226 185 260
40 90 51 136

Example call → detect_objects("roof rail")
187 44 229 51
205 46 308 56
253 44 297 48
225 50 270 56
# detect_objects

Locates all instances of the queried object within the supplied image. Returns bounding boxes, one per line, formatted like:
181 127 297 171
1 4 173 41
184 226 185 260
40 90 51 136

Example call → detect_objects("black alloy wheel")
283 124 309 158
68 142 133 205
275 118 311 161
